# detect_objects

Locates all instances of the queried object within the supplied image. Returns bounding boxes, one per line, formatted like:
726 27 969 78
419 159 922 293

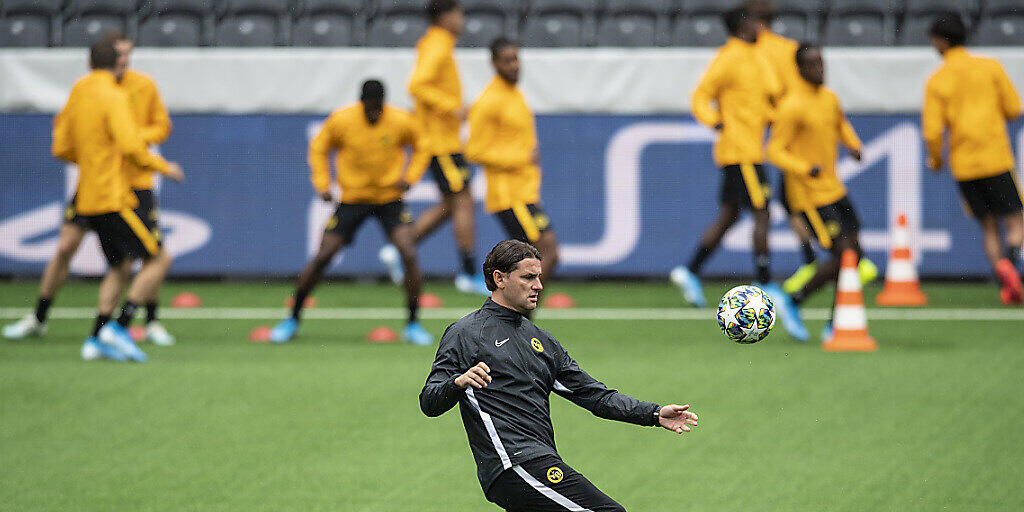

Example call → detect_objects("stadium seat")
366 0 428 47
595 0 670 47
521 0 599 47
292 0 366 46
771 0 825 42
215 0 290 46
973 0 1024 46
0 0 63 47
898 0 973 46
458 0 514 48
63 0 139 47
138 0 212 46
823 0 895 46
672 0 729 47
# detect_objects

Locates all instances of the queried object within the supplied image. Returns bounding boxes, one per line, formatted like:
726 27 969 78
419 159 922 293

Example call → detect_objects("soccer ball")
717 285 775 344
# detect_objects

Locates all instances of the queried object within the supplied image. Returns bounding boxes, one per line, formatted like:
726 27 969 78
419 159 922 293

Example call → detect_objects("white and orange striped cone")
824 249 877 352
876 213 928 306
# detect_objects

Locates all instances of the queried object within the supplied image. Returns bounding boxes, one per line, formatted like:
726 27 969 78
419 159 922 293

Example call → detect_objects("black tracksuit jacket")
419 299 662 491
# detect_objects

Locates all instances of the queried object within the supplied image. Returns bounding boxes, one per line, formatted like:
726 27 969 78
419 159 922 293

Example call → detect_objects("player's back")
926 47 1020 176
756 31 799 98
58 71 134 215
324 104 416 203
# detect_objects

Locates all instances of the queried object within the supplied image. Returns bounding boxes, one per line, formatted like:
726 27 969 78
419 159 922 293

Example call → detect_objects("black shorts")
323 201 411 243
65 189 160 233
803 196 860 250
957 171 1024 219
485 455 624 512
720 164 771 210
84 209 162 266
494 203 552 243
427 153 472 195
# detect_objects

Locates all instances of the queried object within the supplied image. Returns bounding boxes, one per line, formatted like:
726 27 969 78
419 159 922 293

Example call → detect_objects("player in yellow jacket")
4 32 178 345
671 7 783 308
924 14 1024 304
768 43 865 341
466 38 559 284
269 80 433 346
378 0 490 296
47 37 184 361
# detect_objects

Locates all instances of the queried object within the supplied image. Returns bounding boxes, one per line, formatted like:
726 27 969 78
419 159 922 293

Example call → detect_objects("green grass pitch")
1 279 1022 511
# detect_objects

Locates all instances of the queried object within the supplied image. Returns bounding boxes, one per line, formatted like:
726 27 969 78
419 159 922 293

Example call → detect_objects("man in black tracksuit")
420 240 699 511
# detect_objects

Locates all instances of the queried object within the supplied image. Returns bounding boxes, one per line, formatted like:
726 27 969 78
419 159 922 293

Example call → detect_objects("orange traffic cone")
876 213 928 306
824 249 877 352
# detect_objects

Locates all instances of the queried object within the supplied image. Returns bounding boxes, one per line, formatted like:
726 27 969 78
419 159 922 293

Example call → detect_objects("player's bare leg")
699 203 741 250
534 230 560 285
978 216 1003 271
412 198 452 243
390 225 432 345
141 252 175 345
672 204 740 307
269 233 346 343
4 223 85 339
994 212 1024 304
783 213 821 294
82 261 135 361
751 207 771 284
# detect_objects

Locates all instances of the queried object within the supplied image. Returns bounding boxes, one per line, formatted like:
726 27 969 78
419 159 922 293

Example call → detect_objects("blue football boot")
403 321 434 346
670 266 707 307
270 318 299 343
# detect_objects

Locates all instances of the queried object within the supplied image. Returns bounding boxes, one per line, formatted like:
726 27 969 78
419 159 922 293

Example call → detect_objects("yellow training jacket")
768 81 862 209
52 70 170 216
407 25 462 178
120 69 172 191
466 77 541 213
692 37 781 167
309 104 419 204
756 30 800 99
923 46 1021 182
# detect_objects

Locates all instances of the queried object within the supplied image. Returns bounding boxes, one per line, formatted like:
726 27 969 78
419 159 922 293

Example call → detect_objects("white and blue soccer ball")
717 285 775 344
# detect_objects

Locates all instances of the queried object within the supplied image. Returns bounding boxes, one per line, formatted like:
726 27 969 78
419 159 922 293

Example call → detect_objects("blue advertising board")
1 113 1021 278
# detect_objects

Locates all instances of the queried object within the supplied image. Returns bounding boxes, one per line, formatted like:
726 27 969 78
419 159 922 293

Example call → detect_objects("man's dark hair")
426 0 459 23
744 0 776 24
360 79 385 102
483 240 542 291
99 29 128 44
929 12 966 47
723 6 751 37
490 37 516 60
89 37 118 70
794 42 818 66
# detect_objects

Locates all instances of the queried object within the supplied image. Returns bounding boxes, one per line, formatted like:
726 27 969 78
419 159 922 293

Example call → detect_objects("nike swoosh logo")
495 338 509 347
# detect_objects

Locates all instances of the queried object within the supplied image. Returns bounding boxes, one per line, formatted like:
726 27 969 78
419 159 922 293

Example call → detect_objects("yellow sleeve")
139 81 172 144
308 117 338 194
836 101 862 152
993 61 1022 120
399 117 421 182
408 43 460 114
767 103 813 176
922 75 946 168
51 105 75 162
108 92 169 174
465 99 532 170
691 53 726 128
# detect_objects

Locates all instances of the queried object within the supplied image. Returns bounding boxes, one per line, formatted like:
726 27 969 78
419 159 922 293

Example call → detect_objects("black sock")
35 297 52 324
687 246 713 274
92 314 110 337
291 290 309 320
116 301 137 327
145 302 158 324
1003 244 1019 268
408 299 418 324
755 253 770 284
801 242 816 265
460 251 476 275
790 291 806 305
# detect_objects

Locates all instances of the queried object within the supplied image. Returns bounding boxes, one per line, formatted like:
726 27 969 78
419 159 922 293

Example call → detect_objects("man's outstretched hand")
658 404 699 434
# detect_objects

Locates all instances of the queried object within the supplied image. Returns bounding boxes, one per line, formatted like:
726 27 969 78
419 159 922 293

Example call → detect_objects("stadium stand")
366 0 429 47
138 0 212 46
672 0 729 47
520 0 599 47
62 0 138 47
974 0 1024 46
292 0 365 46
822 0 894 46
214 0 291 46
0 0 64 46
1 0 1022 48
